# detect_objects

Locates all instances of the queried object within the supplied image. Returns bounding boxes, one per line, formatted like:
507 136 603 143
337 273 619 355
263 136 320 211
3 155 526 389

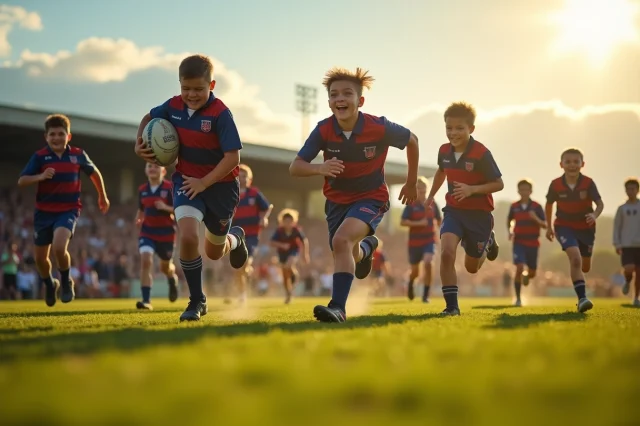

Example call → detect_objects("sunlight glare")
548 0 640 66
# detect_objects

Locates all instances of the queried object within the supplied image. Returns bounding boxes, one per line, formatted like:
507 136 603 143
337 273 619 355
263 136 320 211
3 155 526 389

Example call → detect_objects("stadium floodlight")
295 84 318 143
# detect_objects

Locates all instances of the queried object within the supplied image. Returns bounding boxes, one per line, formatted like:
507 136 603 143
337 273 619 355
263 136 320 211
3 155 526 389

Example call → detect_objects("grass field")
0 297 639 426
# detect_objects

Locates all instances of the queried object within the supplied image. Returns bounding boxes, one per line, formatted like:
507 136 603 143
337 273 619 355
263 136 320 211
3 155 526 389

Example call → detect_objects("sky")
1 0 639 216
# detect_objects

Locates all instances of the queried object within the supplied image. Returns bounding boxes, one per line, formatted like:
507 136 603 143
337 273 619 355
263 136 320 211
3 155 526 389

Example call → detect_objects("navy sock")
359 239 373 260
442 285 459 309
42 276 54 288
573 280 586 299
514 280 522 299
423 285 430 300
408 277 415 287
141 287 151 303
181 257 204 301
60 269 70 286
330 272 354 312
168 275 176 287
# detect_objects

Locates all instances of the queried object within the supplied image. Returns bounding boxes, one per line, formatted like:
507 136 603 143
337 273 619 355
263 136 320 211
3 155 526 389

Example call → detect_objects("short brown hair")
517 179 533 189
239 164 253 180
179 54 214 80
624 178 639 189
44 114 71 133
444 102 476 126
560 148 584 161
278 208 299 224
322 67 374 97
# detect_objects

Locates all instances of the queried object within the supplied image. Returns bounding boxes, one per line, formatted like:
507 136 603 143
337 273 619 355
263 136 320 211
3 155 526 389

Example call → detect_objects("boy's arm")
470 151 503 195
302 238 310 261
17 154 48 187
135 209 144 228
290 126 343 177
135 100 171 162
545 203 554 229
613 206 623 249
404 134 419 185
427 169 446 199
198 109 243 188
399 206 421 227
532 205 547 229
589 181 604 219
256 191 273 227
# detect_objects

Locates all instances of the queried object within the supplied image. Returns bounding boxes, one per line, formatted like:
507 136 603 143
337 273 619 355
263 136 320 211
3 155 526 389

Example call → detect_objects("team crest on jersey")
201 120 212 133
363 146 376 159
465 162 474 171
579 190 587 199
70 156 77 164
160 190 168 198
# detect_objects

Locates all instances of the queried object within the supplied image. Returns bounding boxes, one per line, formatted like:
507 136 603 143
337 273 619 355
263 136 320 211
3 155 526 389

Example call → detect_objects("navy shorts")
620 247 640 267
440 207 493 259
278 249 299 265
325 199 389 251
139 237 174 261
408 243 436 265
172 174 239 237
245 236 259 258
555 226 595 258
512 243 539 270
33 210 78 246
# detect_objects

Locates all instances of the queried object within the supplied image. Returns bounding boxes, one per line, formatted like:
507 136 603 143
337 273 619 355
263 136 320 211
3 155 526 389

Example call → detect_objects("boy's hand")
98 195 110 214
424 196 434 208
508 232 513 241
180 175 206 200
398 181 417 205
585 213 597 225
261 217 269 228
319 157 344 178
135 137 156 163
453 182 474 201
154 200 170 211
136 217 143 228
615 247 622 255
546 228 555 242
39 168 55 181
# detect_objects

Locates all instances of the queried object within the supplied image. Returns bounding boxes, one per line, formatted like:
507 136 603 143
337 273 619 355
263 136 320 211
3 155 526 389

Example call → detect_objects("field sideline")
1 297 638 426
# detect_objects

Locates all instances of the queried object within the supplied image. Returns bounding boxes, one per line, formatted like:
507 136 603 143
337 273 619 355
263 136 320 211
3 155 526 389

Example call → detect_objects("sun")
548 0 640 66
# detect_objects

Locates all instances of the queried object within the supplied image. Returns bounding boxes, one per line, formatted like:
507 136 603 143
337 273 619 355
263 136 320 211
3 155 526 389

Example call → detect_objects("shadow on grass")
0 312 441 364
484 312 587 329
0 305 230 319
472 305 519 310
621 303 640 309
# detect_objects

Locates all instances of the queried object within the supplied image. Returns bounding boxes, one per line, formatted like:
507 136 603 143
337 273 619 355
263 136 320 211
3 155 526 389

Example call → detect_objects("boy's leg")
634 249 640 302
234 237 257 303
513 244 525 305
620 248 634 295
34 243 57 307
51 224 74 303
439 209 464 315
156 242 179 303
137 244 154 309
461 213 495 274
422 244 435 302
556 227 593 312
407 247 421 301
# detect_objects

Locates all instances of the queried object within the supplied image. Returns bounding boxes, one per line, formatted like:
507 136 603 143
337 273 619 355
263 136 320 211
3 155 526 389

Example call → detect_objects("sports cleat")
622 279 630 295
229 226 249 269
522 274 530 287
577 297 593 313
514 299 522 307
440 307 461 316
60 278 75 303
136 301 153 310
45 279 60 307
486 231 499 261
313 302 346 323
407 282 415 301
422 298 430 304
180 298 208 322
633 299 640 307
355 236 379 280
168 276 179 302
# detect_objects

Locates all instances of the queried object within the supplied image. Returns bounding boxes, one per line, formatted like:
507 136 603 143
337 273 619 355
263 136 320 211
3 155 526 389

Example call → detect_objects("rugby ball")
142 118 179 166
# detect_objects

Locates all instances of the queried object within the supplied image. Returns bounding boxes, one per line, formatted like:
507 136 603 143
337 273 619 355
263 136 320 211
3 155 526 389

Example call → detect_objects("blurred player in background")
290 67 419 323
613 177 640 306
270 209 309 304
135 54 248 321
18 114 110 307
231 164 272 304
545 148 604 313
507 179 546 306
135 163 180 310
426 102 503 316
401 176 441 303
369 240 389 296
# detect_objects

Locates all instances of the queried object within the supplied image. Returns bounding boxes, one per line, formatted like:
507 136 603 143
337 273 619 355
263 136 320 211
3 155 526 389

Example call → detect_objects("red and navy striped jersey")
20 145 95 213
150 93 242 181
402 201 441 247
232 186 270 238
297 112 410 205
546 174 601 230
372 248 386 272
437 137 501 212
271 226 305 253
507 200 545 247
138 180 175 243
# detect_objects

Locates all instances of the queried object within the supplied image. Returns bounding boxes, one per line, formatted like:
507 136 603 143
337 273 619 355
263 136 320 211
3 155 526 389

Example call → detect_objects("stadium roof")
0 104 436 179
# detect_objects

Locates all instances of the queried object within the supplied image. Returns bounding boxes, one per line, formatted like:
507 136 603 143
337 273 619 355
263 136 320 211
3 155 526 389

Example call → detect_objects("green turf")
0 297 638 426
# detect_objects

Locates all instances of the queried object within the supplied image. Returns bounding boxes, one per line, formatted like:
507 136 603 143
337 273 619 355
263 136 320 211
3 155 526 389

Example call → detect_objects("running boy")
18 114 109 307
134 54 248 321
545 148 603 313
290 67 419 322
507 179 546 306
613 177 640 306
270 209 309 304
135 162 180 310
425 102 503 316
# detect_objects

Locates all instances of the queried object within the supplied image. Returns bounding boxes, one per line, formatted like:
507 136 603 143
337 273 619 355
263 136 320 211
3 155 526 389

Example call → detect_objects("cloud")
0 5 42 57
1 36 297 144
